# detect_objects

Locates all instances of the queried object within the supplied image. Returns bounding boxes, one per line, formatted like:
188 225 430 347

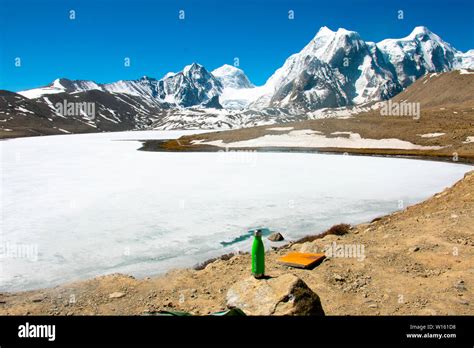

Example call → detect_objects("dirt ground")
1 170 472 316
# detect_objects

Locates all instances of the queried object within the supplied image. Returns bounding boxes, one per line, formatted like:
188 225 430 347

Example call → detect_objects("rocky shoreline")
0 171 472 316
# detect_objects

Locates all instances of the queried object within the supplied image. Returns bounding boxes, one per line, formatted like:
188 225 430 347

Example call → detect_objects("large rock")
226 274 325 315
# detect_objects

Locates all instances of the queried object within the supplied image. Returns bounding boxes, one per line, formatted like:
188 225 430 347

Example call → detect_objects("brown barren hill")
391 70 474 109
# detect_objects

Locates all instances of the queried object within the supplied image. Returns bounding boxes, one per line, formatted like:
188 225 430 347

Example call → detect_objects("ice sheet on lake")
0 130 471 291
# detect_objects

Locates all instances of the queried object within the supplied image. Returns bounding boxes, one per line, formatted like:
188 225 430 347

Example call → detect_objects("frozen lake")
0 130 471 291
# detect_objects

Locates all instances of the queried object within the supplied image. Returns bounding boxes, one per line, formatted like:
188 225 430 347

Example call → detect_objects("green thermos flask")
251 229 265 278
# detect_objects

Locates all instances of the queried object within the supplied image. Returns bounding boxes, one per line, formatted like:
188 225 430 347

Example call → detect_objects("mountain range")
1 26 473 135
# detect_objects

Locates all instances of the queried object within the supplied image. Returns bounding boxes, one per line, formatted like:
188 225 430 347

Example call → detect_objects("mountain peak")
410 26 432 36
52 78 71 88
212 64 243 76
405 26 444 42
215 64 239 71
138 75 157 82
303 26 364 65
336 27 359 37
212 64 253 89
315 26 335 38
162 71 176 79
183 62 204 74
314 26 359 40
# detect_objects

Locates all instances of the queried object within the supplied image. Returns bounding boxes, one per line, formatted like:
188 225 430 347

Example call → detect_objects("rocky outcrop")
226 273 325 315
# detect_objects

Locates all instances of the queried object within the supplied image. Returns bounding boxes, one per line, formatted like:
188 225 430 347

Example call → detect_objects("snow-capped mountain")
251 26 402 110
18 26 472 113
8 25 473 134
19 78 102 99
454 49 474 70
249 26 473 111
212 64 254 89
154 63 223 107
377 26 459 87
258 55 351 111
103 76 160 101
211 64 258 109
19 63 223 109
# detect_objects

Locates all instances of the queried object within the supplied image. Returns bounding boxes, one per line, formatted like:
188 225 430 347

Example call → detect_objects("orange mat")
278 252 326 269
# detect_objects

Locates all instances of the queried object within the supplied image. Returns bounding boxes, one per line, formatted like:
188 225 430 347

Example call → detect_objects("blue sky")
0 0 473 91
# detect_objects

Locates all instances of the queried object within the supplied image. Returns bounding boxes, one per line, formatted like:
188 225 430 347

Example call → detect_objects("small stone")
409 246 420 253
31 296 44 303
109 292 126 299
268 232 285 242
334 274 344 281
454 280 466 291
368 304 378 309
421 308 437 315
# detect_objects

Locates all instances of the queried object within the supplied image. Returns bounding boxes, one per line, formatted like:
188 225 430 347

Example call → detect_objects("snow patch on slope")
198 130 444 150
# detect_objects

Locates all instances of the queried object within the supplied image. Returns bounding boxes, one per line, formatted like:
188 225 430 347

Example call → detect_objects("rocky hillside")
0 89 162 138
391 69 474 108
